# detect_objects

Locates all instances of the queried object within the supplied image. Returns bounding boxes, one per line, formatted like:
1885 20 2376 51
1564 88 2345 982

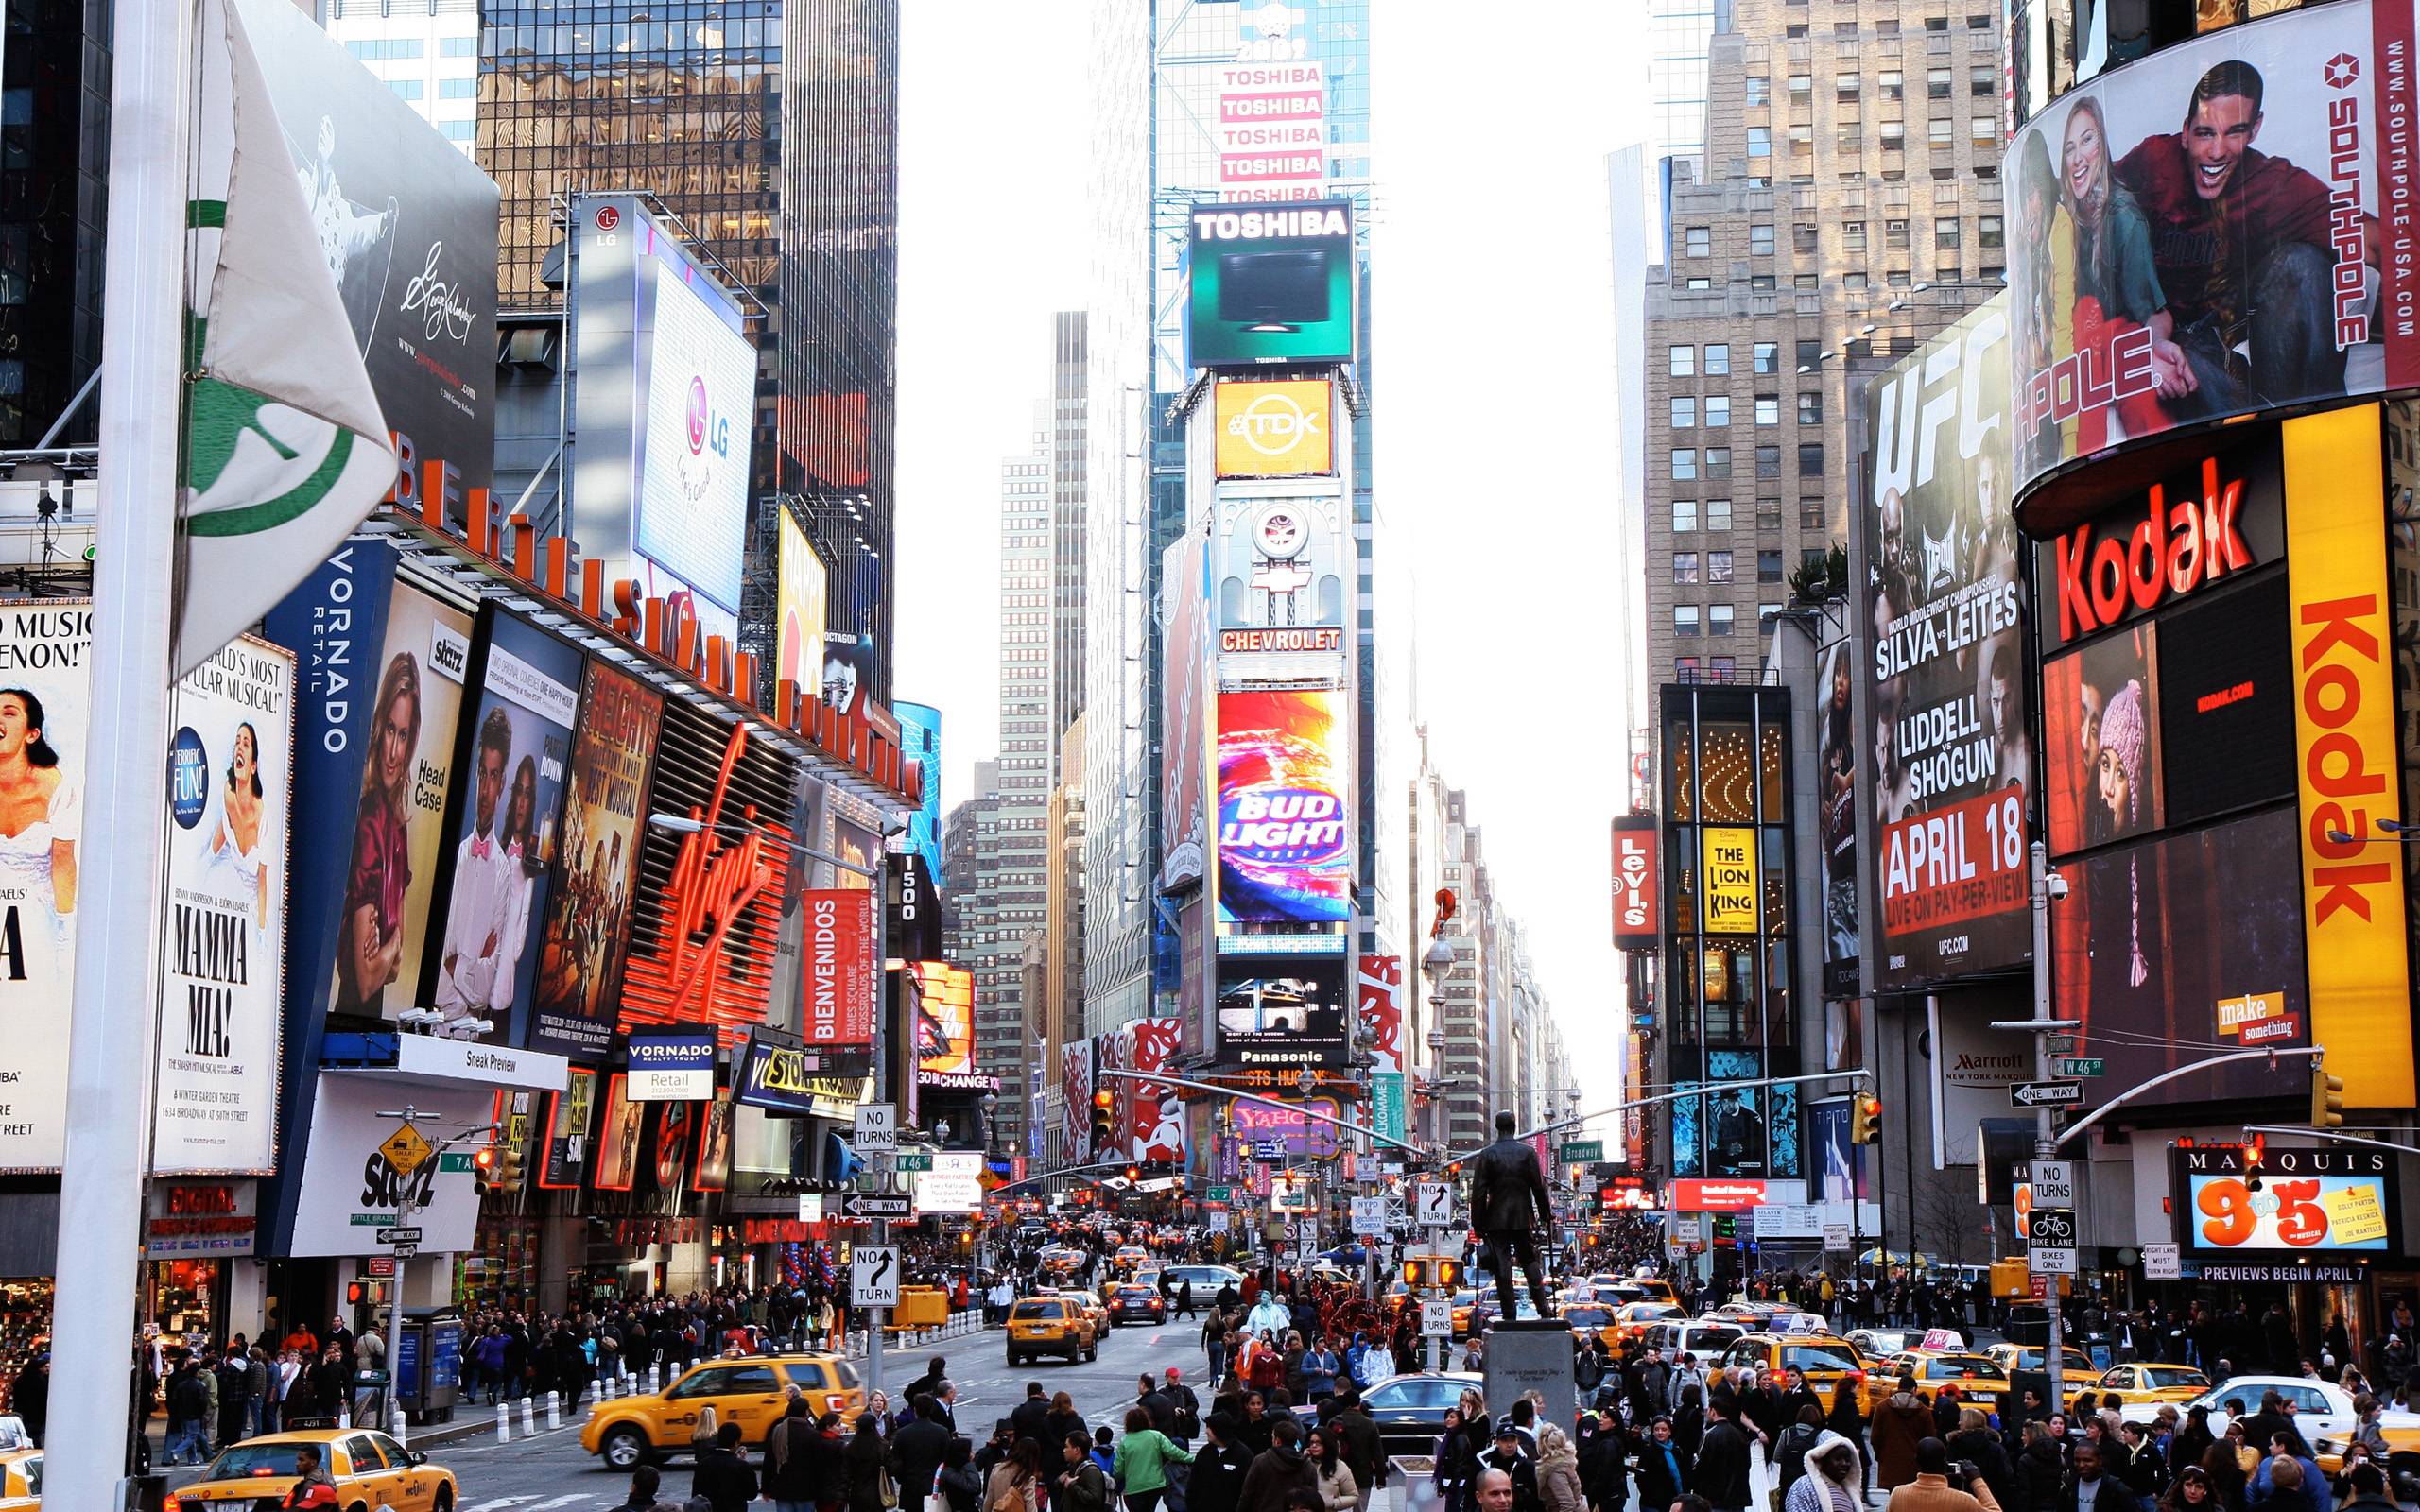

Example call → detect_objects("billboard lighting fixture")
1858 324 1877 335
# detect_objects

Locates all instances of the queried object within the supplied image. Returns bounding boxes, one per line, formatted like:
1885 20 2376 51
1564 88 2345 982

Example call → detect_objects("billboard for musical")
0 602 91 1171
527 660 662 1059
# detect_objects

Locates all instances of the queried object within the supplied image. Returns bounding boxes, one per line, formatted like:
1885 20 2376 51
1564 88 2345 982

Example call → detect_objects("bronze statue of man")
1467 1108 1554 1320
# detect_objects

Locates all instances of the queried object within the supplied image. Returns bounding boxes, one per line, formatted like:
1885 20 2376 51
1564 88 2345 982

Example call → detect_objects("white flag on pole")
177 0 394 680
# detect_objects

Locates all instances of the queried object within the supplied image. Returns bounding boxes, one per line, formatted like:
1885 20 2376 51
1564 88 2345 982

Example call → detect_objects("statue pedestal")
1481 1318 1576 1435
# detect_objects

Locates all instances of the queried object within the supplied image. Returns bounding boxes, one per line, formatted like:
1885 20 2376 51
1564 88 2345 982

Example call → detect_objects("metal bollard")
520 1396 536 1435
601 1375 615 1401
648 1363 661 1394
545 1390 561 1431
495 1400 511 1444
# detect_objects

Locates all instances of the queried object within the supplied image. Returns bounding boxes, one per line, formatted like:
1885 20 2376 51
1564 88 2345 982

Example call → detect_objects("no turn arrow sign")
2011 1079 2085 1108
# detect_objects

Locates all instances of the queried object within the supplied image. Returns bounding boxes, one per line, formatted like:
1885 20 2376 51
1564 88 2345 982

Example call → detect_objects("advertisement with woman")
528 660 661 1059
2006 0 2406 491
158 635 295 1175
328 580 472 1022
419 606 580 1045
0 603 90 1170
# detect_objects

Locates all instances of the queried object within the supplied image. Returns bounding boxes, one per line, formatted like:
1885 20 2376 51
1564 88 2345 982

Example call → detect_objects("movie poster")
528 661 661 1058
0 603 90 1171
2004 0 2403 493
419 607 580 1044
1861 299 2032 988
594 1072 642 1191
2042 625 2166 856
327 580 473 1022
539 1065 596 1189
1215 687 1351 926
695 1087 734 1191
1816 638 1859 997
157 635 294 1175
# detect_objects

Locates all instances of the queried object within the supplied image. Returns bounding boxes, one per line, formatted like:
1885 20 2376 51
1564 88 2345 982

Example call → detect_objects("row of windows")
1668 443 1823 481
347 36 429 58
1671 498 1824 533
1742 116 1996 158
1673 549 1789 585
1675 267 2002 293
1745 63 1996 106
1683 215 2003 259
1668 392 1823 427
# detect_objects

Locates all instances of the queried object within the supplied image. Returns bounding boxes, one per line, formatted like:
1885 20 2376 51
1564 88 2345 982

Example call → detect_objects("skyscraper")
476 0 898 682
0 0 109 449
324 0 481 153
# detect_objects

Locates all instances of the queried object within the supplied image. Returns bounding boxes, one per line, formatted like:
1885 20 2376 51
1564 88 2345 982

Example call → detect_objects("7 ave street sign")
2011 1079 2085 1108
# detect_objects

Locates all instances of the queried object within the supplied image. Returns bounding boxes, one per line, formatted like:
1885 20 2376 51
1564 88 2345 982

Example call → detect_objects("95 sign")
2185 1172 2392 1252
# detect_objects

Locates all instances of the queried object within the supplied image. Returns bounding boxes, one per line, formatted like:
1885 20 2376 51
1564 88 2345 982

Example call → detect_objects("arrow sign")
375 1227 424 1247
1204 1185 1232 1203
842 1194 912 1220
1415 1179 1454 1228
2011 1079 2085 1108
853 1246 900 1308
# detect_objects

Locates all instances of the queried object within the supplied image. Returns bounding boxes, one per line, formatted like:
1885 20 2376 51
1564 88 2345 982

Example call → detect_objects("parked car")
1293 1372 1483 1457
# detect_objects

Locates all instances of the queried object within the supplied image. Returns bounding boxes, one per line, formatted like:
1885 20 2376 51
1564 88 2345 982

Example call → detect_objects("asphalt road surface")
315 1316 1220 1512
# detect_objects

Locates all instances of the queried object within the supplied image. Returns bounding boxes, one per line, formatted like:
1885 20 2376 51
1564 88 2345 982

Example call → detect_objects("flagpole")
48 0 194 1492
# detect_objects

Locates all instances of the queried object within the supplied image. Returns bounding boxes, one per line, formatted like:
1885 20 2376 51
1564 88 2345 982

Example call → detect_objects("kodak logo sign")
2283 406 2412 1109
2051 455 2255 644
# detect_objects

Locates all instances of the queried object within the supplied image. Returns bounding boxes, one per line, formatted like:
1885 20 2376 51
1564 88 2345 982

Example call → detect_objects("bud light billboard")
1215 687 1351 928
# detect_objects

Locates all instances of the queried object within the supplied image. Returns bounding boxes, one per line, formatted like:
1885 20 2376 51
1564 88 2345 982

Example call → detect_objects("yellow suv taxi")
580 1353 864 1471
1009 1295 1099 1366
1719 1332 1872 1396
162 1430 457 1511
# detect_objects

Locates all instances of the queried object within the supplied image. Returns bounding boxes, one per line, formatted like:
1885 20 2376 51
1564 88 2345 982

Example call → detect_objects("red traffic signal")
1093 1091 1115 1110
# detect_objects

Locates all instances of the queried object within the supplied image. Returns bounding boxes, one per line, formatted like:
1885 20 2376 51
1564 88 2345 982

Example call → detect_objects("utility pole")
2017 843 2072 1414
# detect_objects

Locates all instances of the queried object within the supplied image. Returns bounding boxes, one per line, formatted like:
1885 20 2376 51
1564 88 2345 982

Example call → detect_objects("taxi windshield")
204 1444 317 1480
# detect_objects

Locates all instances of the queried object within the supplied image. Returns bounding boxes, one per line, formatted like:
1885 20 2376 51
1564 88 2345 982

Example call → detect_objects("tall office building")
1082 0 1376 1039
1651 0 1721 192
477 0 898 680
0 0 109 449
324 0 481 152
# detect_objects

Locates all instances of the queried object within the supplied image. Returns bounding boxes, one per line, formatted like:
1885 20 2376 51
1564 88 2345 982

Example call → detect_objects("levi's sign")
2039 438 2285 650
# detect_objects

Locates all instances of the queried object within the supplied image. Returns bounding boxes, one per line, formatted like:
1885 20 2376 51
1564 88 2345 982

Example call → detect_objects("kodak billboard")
2283 406 2412 1109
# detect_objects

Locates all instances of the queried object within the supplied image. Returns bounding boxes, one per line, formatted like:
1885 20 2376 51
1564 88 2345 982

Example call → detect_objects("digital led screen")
2042 624 2165 857
2176 1145 2396 1253
1216 687 1351 926
1215 957 1348 1068
1185 201 1357 369
2155 574 2295 829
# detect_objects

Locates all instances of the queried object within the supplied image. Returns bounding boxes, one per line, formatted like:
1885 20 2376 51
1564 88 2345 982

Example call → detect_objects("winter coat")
941 1460 985 1512
1634 1436 1689 1511
1783 1433 1868 1512
1871 1393 1936 1489
1313 1455 1359 1512
2014 1438 2067 1512
691 1445 762 1512
1540 1452 1587 1512
764 1417 822 1503
1775 1422 1826 1495
1115 1429 1195 1496
847 1427 895 1512
1237 1443 1322 1512
1189 1438 1255 1512
1950 1426 2017 1511
1696 1419 1755 1511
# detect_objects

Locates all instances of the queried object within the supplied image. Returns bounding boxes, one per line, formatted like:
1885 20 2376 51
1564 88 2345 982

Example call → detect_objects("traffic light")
346 1280 387 1307
1852 1094 1882 1144
1435 1257 1461 1288
2311 1061 2345 1129
472 1143 498 1189
1092 1090 1115 1152
1125 1165 1141 1184
493 1137 525 1193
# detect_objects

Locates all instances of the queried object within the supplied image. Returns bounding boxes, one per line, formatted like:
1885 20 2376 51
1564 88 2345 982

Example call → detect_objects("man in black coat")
1011 1382 1054 1448
1480 1424 1546 1512
1467 1109 1555 1319
1577 1410 1631 1512
1187 1413 1255 1512
1330 1390 1387 1500
1693 1396 1754 1512
893 1396 955 1506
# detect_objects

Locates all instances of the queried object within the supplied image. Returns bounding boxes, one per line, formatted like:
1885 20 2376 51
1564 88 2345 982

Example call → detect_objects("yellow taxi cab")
1006 1295 1099 1366
1719 1332 1873 1396
1629 1278 1680 1305
579 1353 865 1471
1861 1351 2011 1414
2089 1364 2212 1407
1056 1288 1111 1336
1559 1301 1621 1349
1614 1301 1687 1342
1983 1344 2100 1406
0 1449 34 1503
162 1430 457 1511
1039 1247 1087 1281
1114 1246 1150 1276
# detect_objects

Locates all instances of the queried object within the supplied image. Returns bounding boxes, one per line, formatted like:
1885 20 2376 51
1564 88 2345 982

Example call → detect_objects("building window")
1936 216 1962 249
1789 73 1812 95
1746 76 1771 106
1676 656 1701 680
1705 395 1731 427
1837 74 1862 101
1926 14 1949 28
1711 655 1738 678
1754 394 1780 425
440 77 476 99
1886 218 1910 249
1880 122 1906 151
1671 396 1698 427
1686 226 1712 257
1879 69 1904 100
1800 496 1825 528
1672 449 1698 479
1758 549 1785 582
1798 442 1824 476
1928 117 1955 147
1710 604 1737 636
1706 343 1732 375
389 78 424 100
442 35 478 56
1798 391 1824 424
1756 444 1782 479
1793 223 1819 253
1972 64 1996 95
1980 263 2006 283
1669 345 1696 377
1747 128 1772 158
1750 274 1777 290
1708 550 1735 583
1973 115 1997 144
1979 215 2005 248
1846 270 1870 290
1754 342 1779 374
1927 66 1953 98
1686 277 1712 290
1704 447 1732 479
1673 499 1699 531
1842 222 1867 253
1707 498 1734 530
1756 499 1783 531
1804 547 1832 577
1751 224 1775 256
1675 606 1702 637
1795 338 1822 371
1673 552 1701 584
1887 266 1912 286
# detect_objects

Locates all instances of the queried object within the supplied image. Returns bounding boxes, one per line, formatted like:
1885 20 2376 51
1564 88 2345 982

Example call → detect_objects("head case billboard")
2003 0 2412 498
158 635 295 1175
527 659 662 1059
418 605 581 1044
1215 688 1352 928
1185 201 1357 369
1060 1039 1095 1168
1122 1016 1185 1163
1860 298 2032 988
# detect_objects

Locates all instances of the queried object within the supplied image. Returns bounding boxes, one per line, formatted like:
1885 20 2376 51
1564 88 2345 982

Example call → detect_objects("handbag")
881 1469 901 1509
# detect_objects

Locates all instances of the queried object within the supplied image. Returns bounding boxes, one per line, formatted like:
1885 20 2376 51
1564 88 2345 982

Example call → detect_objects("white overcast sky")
893 4 1649 1091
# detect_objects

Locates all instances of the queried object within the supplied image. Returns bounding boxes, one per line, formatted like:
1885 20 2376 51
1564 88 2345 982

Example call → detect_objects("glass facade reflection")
0 0 109 447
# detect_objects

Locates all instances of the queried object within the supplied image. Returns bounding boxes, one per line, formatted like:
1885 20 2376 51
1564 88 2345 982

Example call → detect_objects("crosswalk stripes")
459 1496 601 1512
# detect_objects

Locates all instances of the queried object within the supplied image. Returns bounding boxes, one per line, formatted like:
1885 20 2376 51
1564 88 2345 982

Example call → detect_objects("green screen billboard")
1185 201 1356 369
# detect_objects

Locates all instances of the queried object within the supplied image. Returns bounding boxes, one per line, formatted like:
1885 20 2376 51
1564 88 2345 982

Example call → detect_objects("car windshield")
1689 1326 1744 1349
1927 1356 2004 1380
1779 1345 1864 1374
1372 1378 1467 1411
204 1444 316 1480
1564 1306 1614 1327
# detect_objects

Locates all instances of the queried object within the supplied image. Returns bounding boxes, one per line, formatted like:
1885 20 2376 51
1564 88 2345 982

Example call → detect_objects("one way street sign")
2011 1079 2085 1108
842 1193 912 1220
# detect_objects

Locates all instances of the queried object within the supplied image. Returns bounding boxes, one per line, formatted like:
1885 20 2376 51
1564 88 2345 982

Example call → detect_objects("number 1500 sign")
2187 1175 2391 1252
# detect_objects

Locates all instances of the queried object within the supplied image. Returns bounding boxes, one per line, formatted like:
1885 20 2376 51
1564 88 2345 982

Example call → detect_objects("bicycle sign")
2027 1206 2076 1247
